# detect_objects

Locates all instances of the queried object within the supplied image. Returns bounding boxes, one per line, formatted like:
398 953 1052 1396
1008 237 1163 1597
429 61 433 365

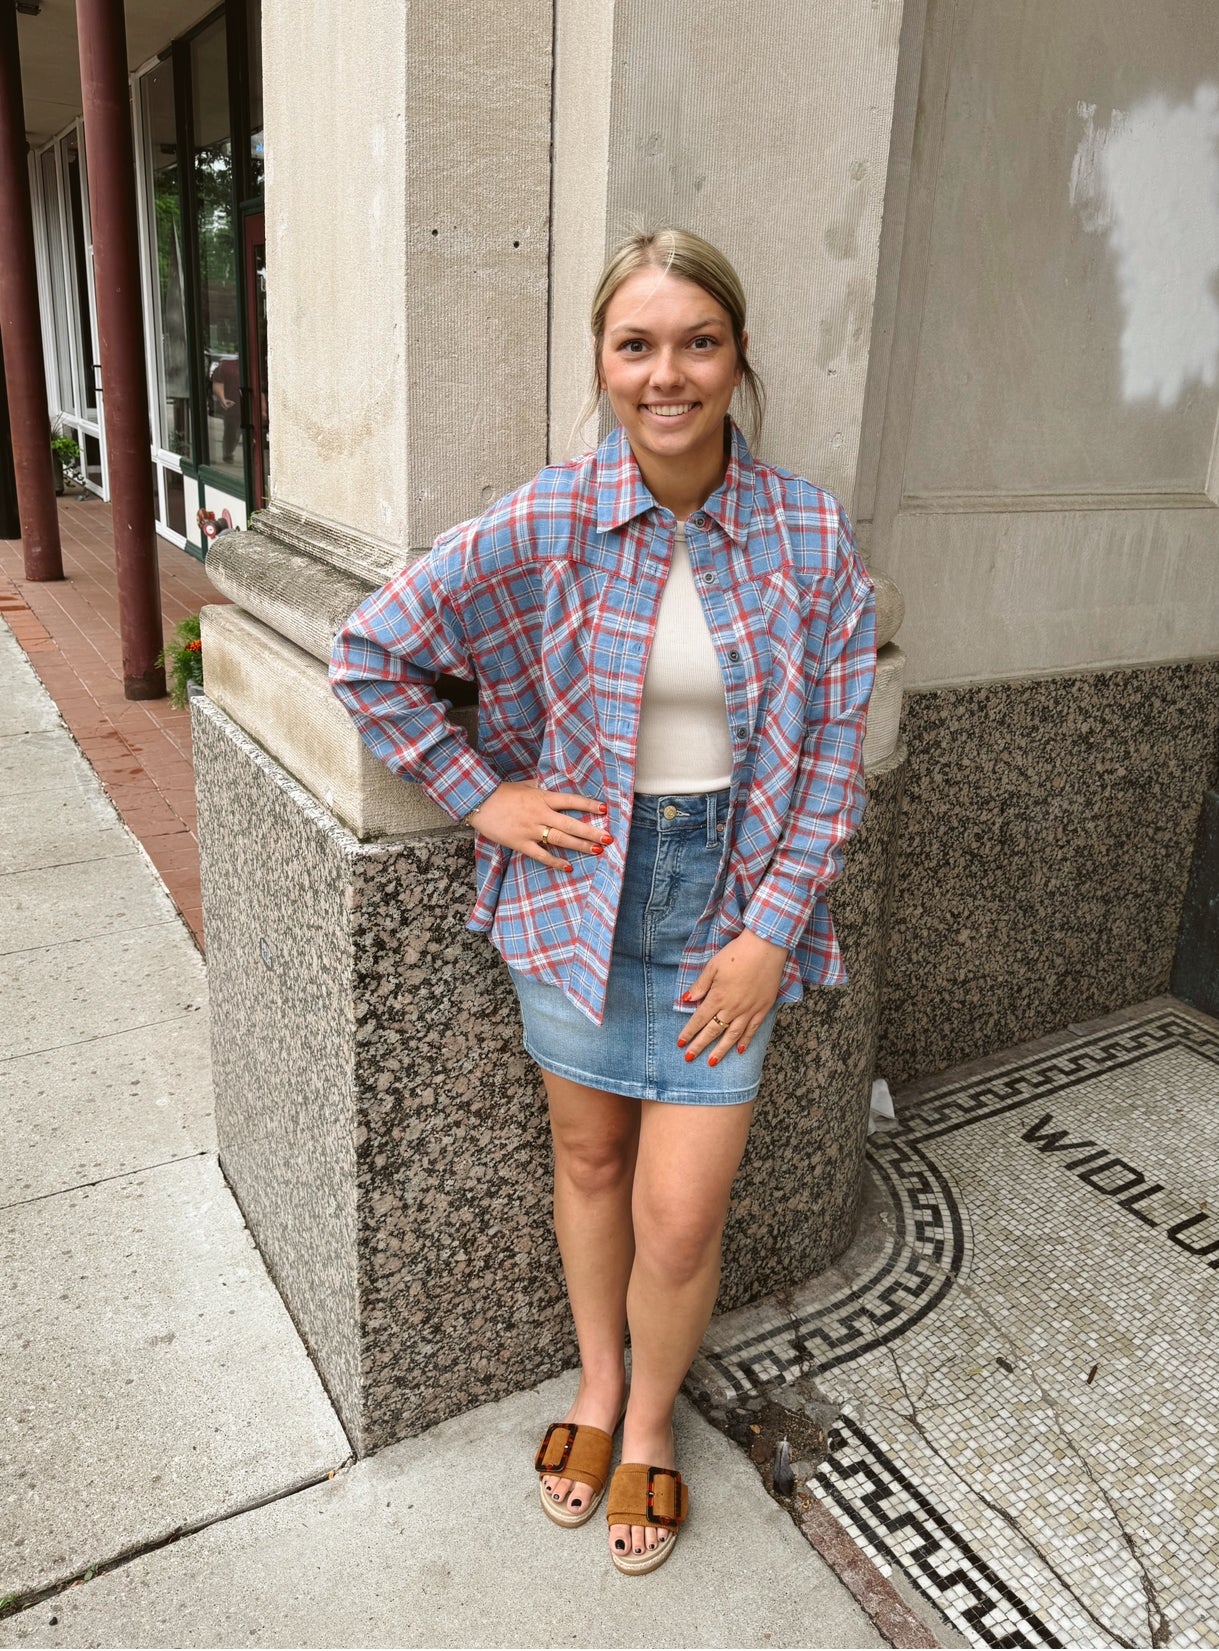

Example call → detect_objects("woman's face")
599 268 744 477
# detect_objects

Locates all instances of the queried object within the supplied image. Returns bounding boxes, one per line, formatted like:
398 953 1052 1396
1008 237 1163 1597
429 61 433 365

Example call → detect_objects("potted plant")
50 419 82 496
157 614 204 709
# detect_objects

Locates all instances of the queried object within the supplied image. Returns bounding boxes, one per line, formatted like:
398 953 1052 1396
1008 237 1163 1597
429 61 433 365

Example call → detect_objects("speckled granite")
193 694 906 1453
877 661 1219 1088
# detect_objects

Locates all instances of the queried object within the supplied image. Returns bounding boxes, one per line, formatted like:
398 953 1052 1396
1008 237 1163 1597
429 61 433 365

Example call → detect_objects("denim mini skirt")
510 789 779 1106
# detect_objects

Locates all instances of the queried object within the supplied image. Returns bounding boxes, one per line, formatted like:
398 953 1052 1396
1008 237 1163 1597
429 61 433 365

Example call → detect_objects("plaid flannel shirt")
329 421 876 1025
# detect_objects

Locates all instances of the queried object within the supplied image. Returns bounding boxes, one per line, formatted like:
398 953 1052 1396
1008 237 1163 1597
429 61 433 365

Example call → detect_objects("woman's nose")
649 349 683 388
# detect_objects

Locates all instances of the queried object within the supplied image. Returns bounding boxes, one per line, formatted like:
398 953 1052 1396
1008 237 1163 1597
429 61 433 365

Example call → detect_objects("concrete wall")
264 0 552 558
861 0 1219 687
549 0 906 501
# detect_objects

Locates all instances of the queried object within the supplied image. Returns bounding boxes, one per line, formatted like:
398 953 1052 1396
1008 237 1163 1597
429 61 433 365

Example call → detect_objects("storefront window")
143 62 191 458
248 0 264 195
62 134 98 421
39 148 75 416
192 14 245 493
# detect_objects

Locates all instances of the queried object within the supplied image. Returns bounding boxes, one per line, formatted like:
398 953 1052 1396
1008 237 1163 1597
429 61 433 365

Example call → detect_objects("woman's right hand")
465 782 611 871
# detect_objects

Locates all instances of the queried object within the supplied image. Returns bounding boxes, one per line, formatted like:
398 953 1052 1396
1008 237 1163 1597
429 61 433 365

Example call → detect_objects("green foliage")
157 613 204 709
50 432 81 466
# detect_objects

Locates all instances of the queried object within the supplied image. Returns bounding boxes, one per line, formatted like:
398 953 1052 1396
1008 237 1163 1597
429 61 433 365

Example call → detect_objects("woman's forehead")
604 268 729 332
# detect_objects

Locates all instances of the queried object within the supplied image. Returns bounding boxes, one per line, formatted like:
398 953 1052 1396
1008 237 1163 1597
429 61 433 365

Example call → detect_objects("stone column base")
193 694 906 1454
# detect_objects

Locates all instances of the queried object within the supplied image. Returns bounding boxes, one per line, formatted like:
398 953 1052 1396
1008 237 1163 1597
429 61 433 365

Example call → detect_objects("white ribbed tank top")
634 524 734 795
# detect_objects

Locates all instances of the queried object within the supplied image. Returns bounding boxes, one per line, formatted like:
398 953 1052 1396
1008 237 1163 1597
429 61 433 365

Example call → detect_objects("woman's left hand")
677 929 788 1066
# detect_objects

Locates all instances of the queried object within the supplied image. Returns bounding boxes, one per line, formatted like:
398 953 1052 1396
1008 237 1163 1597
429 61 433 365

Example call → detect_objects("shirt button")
728 649 740 663
735 726 747 739
663 805 679 819
692 513 706 527
703 571 716 584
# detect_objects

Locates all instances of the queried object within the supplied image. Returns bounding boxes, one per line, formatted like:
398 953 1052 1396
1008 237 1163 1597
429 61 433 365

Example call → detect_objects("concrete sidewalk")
0 616 896 1650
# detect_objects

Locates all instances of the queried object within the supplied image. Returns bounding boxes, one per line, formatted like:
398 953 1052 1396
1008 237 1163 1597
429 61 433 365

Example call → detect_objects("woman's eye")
691 335 717 350
620 339 647 354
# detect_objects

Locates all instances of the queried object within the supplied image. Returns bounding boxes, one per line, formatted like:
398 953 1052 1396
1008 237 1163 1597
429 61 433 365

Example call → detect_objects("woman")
330 228 876 1574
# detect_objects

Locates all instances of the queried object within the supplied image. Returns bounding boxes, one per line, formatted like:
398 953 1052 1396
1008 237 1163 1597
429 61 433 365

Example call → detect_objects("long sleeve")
741 512 877 954
328 537 505 822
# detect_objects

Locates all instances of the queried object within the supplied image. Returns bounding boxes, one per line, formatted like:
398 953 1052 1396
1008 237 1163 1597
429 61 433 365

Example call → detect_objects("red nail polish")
597 804 608 815
562 862 572 872
685 1051 694 1063
682 992 693 1003
600 833 613 845
737 1044 746 1055
677 1038 686 1048
591 845 603 855
709 1056 720 1068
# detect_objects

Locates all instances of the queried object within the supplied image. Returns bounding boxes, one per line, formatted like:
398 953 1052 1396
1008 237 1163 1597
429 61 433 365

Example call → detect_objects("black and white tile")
691 1001 1219 1649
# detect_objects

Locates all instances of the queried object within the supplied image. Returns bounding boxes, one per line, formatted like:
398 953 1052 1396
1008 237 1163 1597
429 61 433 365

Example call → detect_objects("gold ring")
540 825 552 847
712 1014 727 1029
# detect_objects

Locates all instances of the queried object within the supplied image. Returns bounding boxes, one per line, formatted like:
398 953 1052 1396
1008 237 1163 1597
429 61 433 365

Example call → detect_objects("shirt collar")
593 419 756 545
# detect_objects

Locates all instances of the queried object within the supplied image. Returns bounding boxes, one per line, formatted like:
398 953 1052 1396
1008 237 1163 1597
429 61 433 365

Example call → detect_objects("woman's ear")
736 329 749 386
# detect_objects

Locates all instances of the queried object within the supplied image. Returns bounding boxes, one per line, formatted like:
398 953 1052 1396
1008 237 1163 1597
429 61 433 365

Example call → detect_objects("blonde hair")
576 226 765 451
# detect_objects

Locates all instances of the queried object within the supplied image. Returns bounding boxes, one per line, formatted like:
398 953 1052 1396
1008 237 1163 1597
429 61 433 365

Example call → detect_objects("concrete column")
76 0 165 699
0 0 64 581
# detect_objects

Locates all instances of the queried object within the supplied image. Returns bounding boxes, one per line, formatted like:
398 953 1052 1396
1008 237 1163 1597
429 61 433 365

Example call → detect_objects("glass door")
242 209 268 508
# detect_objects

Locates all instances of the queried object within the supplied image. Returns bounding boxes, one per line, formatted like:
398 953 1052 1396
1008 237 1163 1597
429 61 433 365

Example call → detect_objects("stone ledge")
200 604 464 840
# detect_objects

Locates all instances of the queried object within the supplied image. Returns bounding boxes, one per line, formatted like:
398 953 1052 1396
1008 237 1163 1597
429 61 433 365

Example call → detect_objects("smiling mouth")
642 402 699 418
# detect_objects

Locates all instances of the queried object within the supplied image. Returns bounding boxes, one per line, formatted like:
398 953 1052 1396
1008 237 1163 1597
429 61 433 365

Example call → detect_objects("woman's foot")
540 1371 627 1517
609 1416 676 1559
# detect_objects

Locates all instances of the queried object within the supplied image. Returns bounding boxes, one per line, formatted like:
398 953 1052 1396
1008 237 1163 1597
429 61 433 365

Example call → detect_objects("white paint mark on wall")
1070 85 1219 407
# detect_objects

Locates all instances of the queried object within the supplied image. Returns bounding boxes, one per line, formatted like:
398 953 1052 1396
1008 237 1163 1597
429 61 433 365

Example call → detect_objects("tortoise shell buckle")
645 1465 683 1528
535 1421 578 1475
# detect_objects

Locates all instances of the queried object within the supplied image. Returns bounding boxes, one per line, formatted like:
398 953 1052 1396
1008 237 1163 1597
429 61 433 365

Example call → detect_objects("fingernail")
598 804 608 815
591 845 603 855
682 992 694 1003
685 1051 694 1063
600 833 613 845
737 1044 746 1055
709 1055 719 1067
677 1038 687 1048
562 863 572 872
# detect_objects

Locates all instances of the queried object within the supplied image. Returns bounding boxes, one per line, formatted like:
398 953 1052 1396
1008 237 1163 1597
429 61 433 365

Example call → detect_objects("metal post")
76 0 165 698
0 0 65 580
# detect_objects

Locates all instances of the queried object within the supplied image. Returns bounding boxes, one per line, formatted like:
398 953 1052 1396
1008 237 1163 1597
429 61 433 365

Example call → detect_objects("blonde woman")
330 228 876 1573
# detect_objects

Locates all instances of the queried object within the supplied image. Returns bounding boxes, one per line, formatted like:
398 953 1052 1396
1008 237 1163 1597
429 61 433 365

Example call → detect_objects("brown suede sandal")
605 1462 689 1574
535 1421 617 1528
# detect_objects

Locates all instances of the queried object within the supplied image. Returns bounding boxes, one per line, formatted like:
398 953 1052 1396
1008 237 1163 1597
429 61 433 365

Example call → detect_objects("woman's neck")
628 426 730 523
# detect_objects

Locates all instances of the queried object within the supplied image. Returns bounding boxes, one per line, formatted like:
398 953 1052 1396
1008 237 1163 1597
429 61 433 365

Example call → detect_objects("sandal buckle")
645 1465 682 1528
535 1421 577 1475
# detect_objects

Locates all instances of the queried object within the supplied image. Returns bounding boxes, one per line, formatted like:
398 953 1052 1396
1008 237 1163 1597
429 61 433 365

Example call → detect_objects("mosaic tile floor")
690 998 1219 1650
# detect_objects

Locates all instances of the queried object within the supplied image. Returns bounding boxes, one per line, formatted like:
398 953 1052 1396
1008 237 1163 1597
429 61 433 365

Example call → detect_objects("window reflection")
144 62 191 458
39 148 75 416
62 135 97 420
192 15 245 492
248 0 264 195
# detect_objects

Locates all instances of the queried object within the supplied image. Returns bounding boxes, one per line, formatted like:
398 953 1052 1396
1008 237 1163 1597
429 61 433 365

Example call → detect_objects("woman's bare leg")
539 1070 640 1513
610 1098 754 1558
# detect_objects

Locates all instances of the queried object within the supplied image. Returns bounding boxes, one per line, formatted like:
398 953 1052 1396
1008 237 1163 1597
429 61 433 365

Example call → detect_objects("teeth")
647 404 696 416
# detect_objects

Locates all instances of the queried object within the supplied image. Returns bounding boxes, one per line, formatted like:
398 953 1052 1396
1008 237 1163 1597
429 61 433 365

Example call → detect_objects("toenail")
571 1499 581 1508
615 1539 626 1551
552 1492 561 1500
634 1546 642 1554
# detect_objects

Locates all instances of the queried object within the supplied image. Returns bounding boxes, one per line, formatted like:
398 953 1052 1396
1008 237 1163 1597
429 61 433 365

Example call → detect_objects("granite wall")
193 695 905 1453
877 661 1219 1087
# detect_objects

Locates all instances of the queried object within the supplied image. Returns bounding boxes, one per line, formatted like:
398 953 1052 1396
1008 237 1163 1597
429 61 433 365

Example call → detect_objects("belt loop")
705 792 717 848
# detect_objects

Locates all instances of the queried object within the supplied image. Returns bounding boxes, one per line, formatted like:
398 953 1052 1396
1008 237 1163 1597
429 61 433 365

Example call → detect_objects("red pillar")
0 0 65 581
76 0 165 698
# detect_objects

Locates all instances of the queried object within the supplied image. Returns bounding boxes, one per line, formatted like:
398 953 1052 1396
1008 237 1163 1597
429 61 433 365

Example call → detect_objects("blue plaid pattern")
329 422 876 1025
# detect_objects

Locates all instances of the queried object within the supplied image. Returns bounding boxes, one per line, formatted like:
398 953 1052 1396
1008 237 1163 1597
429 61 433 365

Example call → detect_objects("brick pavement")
0 497 221 947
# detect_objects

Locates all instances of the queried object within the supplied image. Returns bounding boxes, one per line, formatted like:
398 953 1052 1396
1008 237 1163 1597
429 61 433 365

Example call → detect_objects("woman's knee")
633 1205 725 1285
552 1123 636 1196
